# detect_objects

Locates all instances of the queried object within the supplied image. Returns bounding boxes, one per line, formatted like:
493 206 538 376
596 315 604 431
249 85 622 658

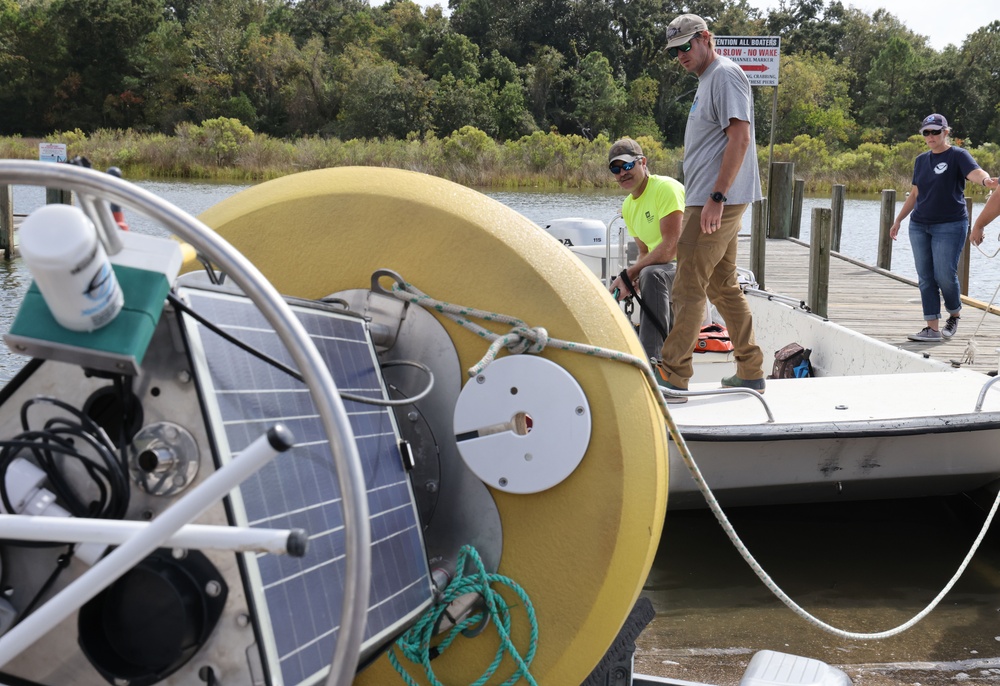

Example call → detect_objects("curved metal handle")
0 160 371 685
662 386 776 423
975 374 1000 411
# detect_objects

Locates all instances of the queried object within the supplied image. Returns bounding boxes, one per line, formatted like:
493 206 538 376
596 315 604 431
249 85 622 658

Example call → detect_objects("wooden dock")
741 236 1000 375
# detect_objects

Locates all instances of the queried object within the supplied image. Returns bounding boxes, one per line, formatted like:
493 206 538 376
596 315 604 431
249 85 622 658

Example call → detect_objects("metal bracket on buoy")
453 355 591 494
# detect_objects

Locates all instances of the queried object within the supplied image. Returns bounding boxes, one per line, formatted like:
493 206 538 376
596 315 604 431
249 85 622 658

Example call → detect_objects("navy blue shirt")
911 146 980 224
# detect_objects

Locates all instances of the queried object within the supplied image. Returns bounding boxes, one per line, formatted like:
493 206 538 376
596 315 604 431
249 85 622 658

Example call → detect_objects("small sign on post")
714 36 781 86
39 143 72 205
38 143 67 163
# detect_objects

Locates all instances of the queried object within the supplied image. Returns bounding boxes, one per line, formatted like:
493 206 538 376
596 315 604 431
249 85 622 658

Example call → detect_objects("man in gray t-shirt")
654 13 765 402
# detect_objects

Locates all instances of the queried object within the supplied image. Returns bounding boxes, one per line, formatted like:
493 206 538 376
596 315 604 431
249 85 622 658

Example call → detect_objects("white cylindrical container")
19 204 124 332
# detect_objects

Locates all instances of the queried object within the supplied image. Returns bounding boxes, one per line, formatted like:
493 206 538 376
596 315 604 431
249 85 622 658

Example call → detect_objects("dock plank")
738 237 1000 375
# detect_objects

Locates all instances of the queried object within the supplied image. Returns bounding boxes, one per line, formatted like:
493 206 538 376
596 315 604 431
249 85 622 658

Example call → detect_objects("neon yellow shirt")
622 175 685 251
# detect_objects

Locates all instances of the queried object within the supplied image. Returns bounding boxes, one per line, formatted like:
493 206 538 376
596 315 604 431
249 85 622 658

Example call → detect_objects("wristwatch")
709 191 727 203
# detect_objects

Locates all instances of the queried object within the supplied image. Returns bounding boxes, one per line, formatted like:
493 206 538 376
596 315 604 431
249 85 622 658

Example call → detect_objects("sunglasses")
667 35 699 58
609 160 637 175
922 129 943 136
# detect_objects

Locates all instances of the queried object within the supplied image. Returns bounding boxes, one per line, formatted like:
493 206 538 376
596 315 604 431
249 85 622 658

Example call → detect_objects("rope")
388 282 648 378
962 278 1000 364
663 396 1000 640
390 278 999 642
966 190 1000 363
389 545 539 686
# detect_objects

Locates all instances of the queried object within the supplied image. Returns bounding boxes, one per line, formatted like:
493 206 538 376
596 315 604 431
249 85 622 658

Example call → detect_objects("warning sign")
714 36 781 87
38 143 67 163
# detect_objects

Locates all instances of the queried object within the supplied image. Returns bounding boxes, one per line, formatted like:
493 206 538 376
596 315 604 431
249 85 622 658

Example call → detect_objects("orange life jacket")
694 324 734 353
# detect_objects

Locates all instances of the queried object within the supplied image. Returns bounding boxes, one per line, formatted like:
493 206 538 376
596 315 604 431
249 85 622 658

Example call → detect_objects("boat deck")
739 237 1000 375
676 370 1000 429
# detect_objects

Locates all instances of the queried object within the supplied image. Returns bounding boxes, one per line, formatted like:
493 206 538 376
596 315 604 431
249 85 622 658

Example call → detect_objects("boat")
542 217 1000 510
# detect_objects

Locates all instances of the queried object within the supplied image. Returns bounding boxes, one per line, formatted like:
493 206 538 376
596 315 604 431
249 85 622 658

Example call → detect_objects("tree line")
1 0 998 152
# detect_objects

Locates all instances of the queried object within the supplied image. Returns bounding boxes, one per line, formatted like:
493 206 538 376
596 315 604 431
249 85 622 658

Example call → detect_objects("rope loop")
389 545 539 686
505 326 549 355
389 280 650 379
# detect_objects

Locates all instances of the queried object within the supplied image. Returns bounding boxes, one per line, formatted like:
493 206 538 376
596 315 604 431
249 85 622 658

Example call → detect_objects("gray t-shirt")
682 55 762 206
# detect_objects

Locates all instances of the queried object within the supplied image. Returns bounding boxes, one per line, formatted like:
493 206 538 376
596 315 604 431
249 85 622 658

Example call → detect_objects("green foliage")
442 125 495 164
430 74 494 138
861 35 921 141
492 81 538 141
775 53 856 146
2 0 999 159
773 134 830 176
570 52 626 139
184 117 255 166
222 93 258 129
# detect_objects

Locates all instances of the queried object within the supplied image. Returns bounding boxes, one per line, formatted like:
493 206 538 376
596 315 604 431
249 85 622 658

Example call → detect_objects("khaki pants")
658 204 764 388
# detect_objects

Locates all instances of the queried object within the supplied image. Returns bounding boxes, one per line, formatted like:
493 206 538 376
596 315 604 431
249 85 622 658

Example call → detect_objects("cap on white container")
19 204 123 332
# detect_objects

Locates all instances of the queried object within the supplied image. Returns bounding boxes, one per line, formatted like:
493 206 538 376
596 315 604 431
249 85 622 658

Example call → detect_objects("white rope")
961 278 1000 364
390 279 1000 640
966 192 1000 363
665 398 1000 640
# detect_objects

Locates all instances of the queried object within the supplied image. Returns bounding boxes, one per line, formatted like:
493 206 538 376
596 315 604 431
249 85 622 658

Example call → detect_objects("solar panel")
178 286 434 685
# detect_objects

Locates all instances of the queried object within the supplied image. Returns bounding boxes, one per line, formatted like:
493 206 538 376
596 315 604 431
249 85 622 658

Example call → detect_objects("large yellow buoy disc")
197 167 668 684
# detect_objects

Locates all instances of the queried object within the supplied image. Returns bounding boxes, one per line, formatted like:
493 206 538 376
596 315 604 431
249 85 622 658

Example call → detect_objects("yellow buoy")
196 167 668 684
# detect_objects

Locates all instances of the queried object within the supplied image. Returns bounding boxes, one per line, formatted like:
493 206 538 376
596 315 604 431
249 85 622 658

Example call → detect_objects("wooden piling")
877 189 896 270
808 207 832 318
0 185 12 260
767 162 794 239
751 198 767 289
830 184 845 252
45 188 72 205
790 178 804 239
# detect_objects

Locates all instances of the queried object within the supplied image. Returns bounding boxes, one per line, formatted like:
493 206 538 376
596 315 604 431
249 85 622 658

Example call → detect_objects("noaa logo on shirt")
934 162 948 174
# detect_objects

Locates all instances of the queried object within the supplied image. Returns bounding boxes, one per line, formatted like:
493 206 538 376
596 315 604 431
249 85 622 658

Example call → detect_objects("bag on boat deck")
770 343 812 379
694 324 735 353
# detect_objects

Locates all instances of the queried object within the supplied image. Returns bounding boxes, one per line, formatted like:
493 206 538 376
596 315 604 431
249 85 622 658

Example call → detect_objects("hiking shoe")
942 316 959 339
720 374 766 392
907 326 942 342
653 365 688 404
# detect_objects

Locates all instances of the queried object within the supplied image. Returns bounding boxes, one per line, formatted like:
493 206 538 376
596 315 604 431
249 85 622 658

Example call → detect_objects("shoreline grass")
2 126 997 198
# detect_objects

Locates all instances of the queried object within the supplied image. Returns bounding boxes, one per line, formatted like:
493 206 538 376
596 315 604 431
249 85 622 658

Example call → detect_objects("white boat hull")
666 292 1000 509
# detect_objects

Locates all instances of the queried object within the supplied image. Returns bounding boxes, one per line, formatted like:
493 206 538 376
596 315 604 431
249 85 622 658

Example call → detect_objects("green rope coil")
389 545 539 686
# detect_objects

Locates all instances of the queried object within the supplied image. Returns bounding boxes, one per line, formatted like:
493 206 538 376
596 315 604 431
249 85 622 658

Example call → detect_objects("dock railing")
756 163 988 312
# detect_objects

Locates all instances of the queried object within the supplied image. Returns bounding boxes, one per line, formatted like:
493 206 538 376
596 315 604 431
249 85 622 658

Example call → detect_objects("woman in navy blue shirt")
890 113 997 342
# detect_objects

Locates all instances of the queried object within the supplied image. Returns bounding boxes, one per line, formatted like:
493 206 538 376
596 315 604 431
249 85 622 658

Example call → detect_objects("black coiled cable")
0 395 130 520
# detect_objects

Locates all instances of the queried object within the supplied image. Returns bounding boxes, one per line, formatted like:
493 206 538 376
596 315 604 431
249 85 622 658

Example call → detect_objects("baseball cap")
666 14 709 49
919 113 948 133
608 138 643 164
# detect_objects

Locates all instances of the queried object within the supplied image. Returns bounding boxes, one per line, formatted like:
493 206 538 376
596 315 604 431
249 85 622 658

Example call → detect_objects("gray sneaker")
942 316 959 339
908 326 942 342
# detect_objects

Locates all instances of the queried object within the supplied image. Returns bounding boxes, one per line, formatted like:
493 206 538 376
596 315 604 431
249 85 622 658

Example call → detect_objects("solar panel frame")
178 286 435 685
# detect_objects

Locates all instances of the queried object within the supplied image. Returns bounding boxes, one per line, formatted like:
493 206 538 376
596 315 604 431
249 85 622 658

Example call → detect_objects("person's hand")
889 221 901 241
972 225 985 246
986 177 999 190
609 274 625 301
701 204 723 234
610 272 635 300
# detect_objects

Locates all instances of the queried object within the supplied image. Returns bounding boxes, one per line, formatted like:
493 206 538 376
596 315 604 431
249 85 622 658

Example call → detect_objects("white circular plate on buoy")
453 355 591 494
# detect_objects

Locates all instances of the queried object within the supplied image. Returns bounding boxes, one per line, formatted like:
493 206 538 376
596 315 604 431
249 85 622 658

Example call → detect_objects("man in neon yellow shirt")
607 137 685 361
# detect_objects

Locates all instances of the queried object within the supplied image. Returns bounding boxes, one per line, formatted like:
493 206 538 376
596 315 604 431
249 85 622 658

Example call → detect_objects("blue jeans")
908 219 967 321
